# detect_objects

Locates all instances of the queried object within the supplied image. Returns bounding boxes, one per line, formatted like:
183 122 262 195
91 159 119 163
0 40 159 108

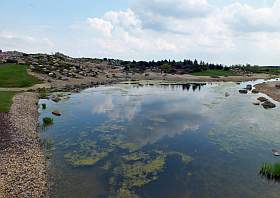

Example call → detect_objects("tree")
161 63 172 73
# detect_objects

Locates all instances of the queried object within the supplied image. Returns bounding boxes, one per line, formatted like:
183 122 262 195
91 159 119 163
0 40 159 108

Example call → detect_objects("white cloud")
0 31 54 53
1 0 280 65
87 17 113 37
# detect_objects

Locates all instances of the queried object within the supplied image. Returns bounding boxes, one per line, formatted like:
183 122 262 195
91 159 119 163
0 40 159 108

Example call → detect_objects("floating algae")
113 153 166 189
122 152 149 162
56 119 193 196
64 150 109 167
167 151 193 164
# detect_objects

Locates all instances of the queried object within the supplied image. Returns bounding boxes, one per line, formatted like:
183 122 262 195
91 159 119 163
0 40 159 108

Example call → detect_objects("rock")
225 92 230 97
262 101 276 109
253 102 260 106
239 89 248 94
52 110 62 116
51 96 61 103
246 84 253 90
257 97 268 102
272 149 280 156
276 84 280 89
252 89 259 94
48 72 55 77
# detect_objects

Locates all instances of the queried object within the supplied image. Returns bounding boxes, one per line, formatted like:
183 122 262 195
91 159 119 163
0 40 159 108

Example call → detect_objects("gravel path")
0 92 48 198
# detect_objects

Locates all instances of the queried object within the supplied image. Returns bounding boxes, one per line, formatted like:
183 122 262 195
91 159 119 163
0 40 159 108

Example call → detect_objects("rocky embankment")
0 93 48 198
255 81 280 102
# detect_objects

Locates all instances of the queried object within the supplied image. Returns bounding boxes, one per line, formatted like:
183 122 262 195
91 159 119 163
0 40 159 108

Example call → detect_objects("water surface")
39 80 280 198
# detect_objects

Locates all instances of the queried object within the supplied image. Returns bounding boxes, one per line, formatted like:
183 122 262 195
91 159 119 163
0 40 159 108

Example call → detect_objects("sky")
0 0 279 65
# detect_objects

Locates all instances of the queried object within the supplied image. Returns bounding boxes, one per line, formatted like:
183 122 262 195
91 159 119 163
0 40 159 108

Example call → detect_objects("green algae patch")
114 187 139 198
167 151 192 164
113 153 166 190
122 152 149 162
64 150 109 167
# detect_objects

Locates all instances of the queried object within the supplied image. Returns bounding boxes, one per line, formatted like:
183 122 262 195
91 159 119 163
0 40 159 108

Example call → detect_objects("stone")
252 89 259 94
51 96 61 103
253 102 260 106
246 84 252 90
262 101 276 109
239 89 248 94
257 97 268 102
52 110 62 116
225 92 230 97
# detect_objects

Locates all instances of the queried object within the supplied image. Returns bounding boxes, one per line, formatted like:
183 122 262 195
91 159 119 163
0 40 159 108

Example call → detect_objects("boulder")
51 96 61 103
52 110 62 116
239 89 248 94
262 101 276 109
252 89 259 94
225 92 230 97
257 97 268 102
246 84 252 90
253 102 260 106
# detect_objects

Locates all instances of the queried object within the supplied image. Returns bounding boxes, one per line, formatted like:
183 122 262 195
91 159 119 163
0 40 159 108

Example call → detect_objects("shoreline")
255 81 280 102
29 69 276 92
0 72 278 197
0 93 48 198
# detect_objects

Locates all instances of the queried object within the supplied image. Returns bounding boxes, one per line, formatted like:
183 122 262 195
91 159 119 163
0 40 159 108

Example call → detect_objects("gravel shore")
0 92 48 198
255 81 280 102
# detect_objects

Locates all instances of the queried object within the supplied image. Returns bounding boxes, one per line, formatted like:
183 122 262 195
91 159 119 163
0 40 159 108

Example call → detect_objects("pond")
39 80 280 198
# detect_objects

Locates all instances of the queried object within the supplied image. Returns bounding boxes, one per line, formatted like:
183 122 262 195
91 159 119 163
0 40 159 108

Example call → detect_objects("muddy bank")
255 81 280 102
0 93 48 198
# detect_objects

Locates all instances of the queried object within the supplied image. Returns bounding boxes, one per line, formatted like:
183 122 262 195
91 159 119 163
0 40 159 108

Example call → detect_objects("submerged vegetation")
260 162 280 181
56 120 193 197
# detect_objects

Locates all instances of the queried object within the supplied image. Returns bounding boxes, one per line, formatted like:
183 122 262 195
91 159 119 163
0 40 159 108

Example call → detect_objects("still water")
39 80 280 198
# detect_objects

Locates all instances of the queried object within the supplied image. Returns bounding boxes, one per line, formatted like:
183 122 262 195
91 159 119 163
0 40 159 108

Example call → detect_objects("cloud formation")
1 0 280 65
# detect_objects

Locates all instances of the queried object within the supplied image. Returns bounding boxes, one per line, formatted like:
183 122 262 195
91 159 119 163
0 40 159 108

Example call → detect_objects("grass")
0 91 16 112
0 64 41 88
42 103 47 110
43 117 54 126
191 69 238 77
260 162 280 181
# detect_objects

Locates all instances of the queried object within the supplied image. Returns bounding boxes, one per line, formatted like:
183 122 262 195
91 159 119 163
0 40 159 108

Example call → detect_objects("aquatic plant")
260 162 280 181
113 153 166 190
43 117 53 126
167 151 192 164
42 103 47 109
64 149 109 167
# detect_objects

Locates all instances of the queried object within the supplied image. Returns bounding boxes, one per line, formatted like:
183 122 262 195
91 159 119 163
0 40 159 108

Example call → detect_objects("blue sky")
0 0 279 65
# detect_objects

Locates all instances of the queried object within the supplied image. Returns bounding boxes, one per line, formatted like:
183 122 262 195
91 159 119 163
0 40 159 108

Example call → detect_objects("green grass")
43 117 54 126
0 64 41 88
260 162 280 181
191 69 238 77
0 91 16 112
